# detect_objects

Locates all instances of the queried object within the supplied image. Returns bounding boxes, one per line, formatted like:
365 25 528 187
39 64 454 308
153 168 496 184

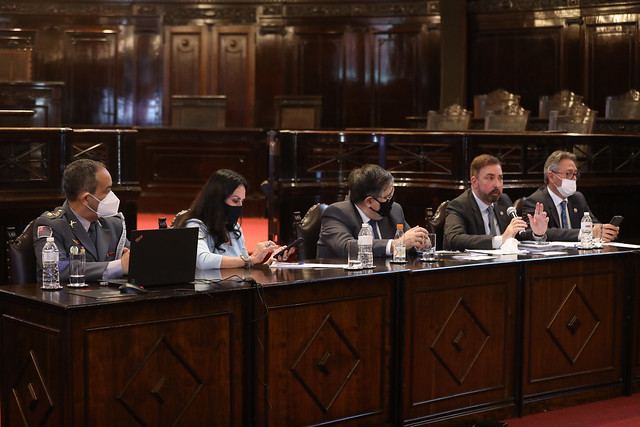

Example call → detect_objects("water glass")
345 240 362 270
422 233 437 261
68 245 87 287
593 223 603 249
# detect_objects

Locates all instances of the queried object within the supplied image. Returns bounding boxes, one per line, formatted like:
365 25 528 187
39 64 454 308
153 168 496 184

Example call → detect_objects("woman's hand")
251 240 277 265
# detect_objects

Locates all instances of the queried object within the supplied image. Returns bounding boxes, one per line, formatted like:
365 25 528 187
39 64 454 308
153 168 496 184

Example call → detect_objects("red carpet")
137 213 268 253
504 394 640 426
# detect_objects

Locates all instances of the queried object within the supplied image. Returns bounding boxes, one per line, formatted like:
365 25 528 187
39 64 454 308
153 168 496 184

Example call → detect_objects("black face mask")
370 195 394 217
224 204 243 226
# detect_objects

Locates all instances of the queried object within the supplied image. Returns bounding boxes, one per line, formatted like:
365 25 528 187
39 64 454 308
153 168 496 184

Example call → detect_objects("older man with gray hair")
522 150 620 242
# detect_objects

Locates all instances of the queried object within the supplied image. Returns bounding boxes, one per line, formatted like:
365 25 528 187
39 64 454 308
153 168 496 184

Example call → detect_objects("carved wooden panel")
64 29 120 125
164 26 207 124
402 265 517 423
84 313 238 425
287 28 345 128
1 306 67 425
213 26 255 127
522 257 625 405
372 25 428 127
584 18 639 115
255 275 394 426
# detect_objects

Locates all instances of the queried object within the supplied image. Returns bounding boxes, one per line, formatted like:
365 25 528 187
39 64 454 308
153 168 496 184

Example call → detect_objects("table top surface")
0 244 635 308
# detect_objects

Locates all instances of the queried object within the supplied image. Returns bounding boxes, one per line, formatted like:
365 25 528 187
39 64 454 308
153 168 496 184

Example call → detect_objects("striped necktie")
487 205 498 236
560 200 568 229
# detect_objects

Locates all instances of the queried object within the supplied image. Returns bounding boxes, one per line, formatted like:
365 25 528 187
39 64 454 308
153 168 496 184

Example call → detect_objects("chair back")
7 220 36 285
170 209 190 228
427 200 448 250
295 203 328 259
513 197 525 217
426 104 471 131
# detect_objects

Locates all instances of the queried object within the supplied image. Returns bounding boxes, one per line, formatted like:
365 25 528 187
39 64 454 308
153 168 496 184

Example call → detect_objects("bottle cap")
46 237 54 242
396 224 404 229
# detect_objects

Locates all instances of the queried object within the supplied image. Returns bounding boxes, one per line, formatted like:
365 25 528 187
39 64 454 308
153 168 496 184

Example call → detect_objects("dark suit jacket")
523 186 597 241
444 188 535 251
33 200 129 282
316 200 410 258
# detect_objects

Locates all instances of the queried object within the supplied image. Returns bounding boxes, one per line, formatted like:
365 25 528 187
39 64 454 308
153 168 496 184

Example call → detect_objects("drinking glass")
345 240 363 270
422 233 437 261
68 245 87 287
593 223 603 249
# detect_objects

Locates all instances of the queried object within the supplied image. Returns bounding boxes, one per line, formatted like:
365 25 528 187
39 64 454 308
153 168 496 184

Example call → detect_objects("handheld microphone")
506 206 526 238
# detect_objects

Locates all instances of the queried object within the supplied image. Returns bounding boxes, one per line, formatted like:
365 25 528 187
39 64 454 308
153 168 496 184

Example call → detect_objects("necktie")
88 221 98 246
487 205 498 236
560 201 568 229
369 220 380 239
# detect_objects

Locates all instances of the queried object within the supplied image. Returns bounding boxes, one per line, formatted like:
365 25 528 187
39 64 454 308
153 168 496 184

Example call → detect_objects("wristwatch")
241 254 253 269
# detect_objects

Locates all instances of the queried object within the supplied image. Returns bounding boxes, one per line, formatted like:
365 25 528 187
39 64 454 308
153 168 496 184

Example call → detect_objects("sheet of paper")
270 262 349 269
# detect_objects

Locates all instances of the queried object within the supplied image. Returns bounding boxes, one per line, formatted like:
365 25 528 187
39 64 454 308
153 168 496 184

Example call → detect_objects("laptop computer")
125 227 198 287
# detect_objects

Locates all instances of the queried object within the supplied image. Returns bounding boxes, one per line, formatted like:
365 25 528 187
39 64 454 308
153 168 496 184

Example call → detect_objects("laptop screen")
128 227 198 287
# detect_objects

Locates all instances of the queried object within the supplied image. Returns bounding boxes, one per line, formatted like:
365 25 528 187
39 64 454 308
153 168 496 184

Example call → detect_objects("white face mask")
554 174 577 198
89 191 120 218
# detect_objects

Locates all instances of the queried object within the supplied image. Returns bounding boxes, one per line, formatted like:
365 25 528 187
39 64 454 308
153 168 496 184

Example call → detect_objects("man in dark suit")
33 159 130 282
316 164 429 258
444 154 549 251
522 150 620 242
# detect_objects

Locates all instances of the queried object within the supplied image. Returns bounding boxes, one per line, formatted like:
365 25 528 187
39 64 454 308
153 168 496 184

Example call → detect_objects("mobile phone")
610 215 624 227
274 238 304 258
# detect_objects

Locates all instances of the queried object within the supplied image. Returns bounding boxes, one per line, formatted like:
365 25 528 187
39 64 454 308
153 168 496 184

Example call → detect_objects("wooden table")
1 247 638 426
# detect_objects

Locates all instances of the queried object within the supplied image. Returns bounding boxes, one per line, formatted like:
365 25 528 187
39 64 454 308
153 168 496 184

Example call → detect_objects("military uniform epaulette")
42 207 65 220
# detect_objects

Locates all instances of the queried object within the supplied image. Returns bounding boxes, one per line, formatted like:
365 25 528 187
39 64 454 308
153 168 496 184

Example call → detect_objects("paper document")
271 262 349 269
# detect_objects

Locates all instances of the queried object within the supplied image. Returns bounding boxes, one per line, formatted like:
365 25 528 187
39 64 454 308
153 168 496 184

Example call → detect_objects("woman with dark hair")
174 169 285 269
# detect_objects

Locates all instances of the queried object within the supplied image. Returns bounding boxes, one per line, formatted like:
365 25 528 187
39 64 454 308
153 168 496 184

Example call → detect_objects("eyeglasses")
554 170 580 180
370 188 395 203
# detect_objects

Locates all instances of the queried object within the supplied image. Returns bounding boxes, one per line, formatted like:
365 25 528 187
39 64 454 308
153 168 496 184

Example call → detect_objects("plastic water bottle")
580 211 593 249
393 224 406 263
358 222 374 269
42 237 62 290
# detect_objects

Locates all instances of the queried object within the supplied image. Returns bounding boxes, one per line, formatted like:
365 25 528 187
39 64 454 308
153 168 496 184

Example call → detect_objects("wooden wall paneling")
342 26 372 128
133 18 164 127
468 15 568 115
0 81 63 126
63 28 120 126
0 29 35 81
135 128 267 217
402 264 518 424
254 274 396 426
372 24 427 127
212 25 256 128
289 27 345 128
163 26 207 125
583 15 639 115
255 17 287 129
521 256 627 413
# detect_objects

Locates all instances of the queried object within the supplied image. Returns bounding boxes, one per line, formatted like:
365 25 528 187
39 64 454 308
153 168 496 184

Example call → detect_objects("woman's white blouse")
185 219 248 269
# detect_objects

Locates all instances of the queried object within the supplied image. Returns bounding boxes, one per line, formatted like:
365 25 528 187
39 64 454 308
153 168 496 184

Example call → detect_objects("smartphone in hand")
610 215 624 227
273 238 304 258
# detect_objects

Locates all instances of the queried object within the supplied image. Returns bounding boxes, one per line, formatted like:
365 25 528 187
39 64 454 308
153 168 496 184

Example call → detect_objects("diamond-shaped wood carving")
116 335 203 424
546 284 600 365
11 349 55 426
290 314 361 413
430 297 490 385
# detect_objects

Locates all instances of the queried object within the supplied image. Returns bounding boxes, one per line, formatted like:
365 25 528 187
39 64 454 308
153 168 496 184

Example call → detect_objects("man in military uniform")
33 159 130 282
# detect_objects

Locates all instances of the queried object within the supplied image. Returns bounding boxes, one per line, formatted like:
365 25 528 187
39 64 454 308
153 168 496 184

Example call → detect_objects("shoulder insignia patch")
37 225 53 239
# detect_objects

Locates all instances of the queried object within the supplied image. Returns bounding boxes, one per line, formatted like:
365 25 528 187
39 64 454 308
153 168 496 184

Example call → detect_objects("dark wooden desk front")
1 248 638 426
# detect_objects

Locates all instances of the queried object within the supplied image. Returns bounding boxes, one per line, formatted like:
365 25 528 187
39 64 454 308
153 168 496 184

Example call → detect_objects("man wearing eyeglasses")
523 150 620 242
317 164 429 258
